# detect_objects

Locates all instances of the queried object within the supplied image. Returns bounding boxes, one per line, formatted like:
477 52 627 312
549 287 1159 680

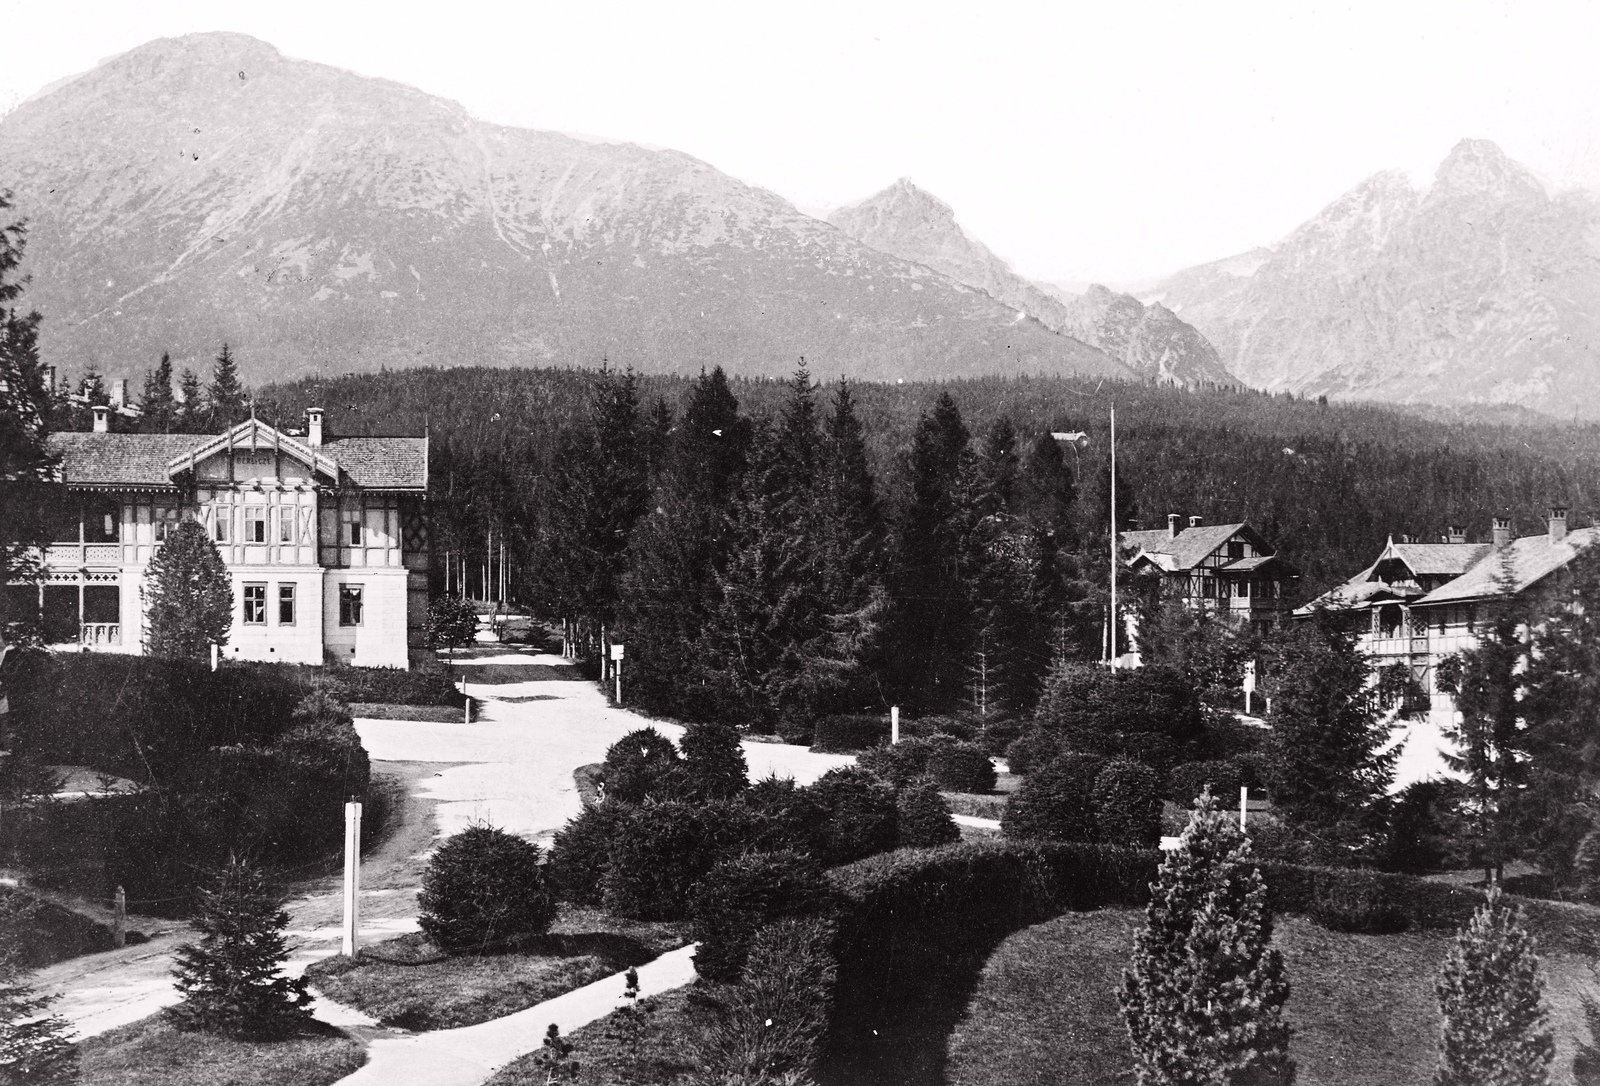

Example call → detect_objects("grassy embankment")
77 1017 365 1086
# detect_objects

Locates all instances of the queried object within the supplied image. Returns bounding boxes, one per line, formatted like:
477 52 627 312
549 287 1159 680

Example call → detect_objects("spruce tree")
169 857 312 1037
143 518 232 660
1261 607 1397 848
1119 789 1294 1086
1433 886 1553 1086
0 192 59 643
207 342 247 429
139 352 177 433
176 368 205 432
0 890 76 1085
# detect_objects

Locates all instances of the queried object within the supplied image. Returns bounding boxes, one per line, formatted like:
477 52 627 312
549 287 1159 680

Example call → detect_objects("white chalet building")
18 407 429 668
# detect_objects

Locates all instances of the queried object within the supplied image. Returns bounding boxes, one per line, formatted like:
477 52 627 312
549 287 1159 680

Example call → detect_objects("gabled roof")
1120 522 1259 571
1416 527 1600 606
45 423 427 491
1376 540 1492 578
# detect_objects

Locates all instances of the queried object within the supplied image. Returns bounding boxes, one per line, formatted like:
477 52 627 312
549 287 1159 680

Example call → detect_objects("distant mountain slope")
828 179 1236 387
0 33 1128 388
1148 140 1600 416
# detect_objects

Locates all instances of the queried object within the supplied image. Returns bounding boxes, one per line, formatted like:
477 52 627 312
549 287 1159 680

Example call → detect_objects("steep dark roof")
1121 523 1253 571
48 433 202 487
1380 542 1491 578
46 429 426 490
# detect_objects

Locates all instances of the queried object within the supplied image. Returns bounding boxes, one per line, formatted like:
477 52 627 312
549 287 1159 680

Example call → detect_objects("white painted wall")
322 569 410 669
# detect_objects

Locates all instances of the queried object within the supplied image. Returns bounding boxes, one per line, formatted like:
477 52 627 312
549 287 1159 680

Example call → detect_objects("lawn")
483 984 723 1086
944 906 1600 1086
78 1015 364 1086
304 907 691 1031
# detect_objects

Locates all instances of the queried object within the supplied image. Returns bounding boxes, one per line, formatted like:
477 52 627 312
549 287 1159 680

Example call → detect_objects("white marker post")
210 642 219 672
113 885 126 949
1240 786 1248 832
342 801 362 957
610 642 625 704
891 706 899 745
1242 659 1257 715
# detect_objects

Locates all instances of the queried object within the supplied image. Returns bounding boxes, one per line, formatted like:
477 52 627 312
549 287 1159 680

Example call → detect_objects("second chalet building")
1301 508 1598 728
10 407 429 668
1122 515 1298 636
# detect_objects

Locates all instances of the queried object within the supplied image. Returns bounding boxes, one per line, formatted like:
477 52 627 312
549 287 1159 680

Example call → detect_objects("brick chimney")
1167 513 1181 538
306 407 324 448
1492 516 1513 548
1550 506 1569 543
92 405 109 433
1446 525 1466 544
1188 515 1202 528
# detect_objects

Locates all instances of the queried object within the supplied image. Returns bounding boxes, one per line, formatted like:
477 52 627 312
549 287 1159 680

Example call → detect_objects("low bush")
1205 718 1268 759
811 714 889 753
689 851 834 982
1004 731 1062 775
601 728 683 804
804 767 898 866
741 775 831 856
418 824 556 952
776 711 816 747
696 917 838 1084
544 802 629 906
928 741 997 794
679 723 749 800
0 885 113 968
896 780 961 848
1001 752 1106 843
901 715 976 741
601 800 758 920
1168 756 1265 805
857 738 935 787
310 664 464 707
1092 760 1163 849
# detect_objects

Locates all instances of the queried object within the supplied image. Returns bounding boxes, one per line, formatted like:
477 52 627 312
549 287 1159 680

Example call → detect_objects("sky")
5 0 1600 284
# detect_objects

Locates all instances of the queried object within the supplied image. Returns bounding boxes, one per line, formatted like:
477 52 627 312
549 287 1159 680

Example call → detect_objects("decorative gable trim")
167 420 338 482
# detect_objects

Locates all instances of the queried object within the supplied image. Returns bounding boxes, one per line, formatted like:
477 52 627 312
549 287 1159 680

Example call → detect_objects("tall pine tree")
176 368 205 433
207 343 247 429
0 192 58 643
139 352 177 433
144 519 233 660
1120 789 1294 1086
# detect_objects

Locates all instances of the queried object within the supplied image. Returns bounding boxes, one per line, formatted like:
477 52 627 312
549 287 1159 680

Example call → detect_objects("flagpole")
1109 402 1117 669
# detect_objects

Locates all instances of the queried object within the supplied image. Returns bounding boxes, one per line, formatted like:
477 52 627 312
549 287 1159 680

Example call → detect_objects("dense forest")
55 355 1600 724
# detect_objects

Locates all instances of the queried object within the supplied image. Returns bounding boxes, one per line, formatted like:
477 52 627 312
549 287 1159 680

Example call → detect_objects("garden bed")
303 908 691 1031
78 1015 364 1086
483 985 722 1086
944 907 1599 1086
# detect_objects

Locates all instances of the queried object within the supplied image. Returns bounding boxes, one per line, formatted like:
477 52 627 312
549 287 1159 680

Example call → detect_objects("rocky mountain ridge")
0 33 1128 389
1148 139 1600 417
828 178 1237 388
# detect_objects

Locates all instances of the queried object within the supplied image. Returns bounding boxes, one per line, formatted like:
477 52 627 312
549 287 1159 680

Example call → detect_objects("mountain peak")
1432 138 1544 200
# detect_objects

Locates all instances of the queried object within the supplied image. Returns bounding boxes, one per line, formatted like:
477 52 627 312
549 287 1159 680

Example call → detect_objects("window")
339 584 364 627
278 508 296 544
1227 540 1245 560
278 584 296 625
212 510 231 544
245 507 267 544
349 519 364 546
243 583 267 624
154 506 181 542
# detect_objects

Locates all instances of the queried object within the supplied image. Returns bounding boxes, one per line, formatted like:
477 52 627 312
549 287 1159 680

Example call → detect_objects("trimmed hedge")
600 800 758 920
896 780 960 849
689 851 834 982
544 802 629 906
697 917 838 1083
1092 760 1163 849
418 824 556 952
804 767 898 866
928 741 997 794
1003 730 1062 775
812 714 890 753
1168 755 1266 805
600 727 683 804
1000 752 1106 842
857 738 935 787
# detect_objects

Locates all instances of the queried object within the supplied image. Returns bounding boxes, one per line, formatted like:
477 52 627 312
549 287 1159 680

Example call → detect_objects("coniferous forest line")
66 357 1600 724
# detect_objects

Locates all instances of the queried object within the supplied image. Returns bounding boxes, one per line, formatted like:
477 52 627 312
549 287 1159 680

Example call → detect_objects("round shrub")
857 738 935 787
602 727 682 803
680 722 749 800
811 714 890 753
1001 752 1106 843
896 779 960 848
601 799 757 920
1092 760 1163 848
418 823 556 952
546 801 628 905
742 775 831 855
804 766 898 865
929 741 997 794
689 850 833 982
1004 730 1062 775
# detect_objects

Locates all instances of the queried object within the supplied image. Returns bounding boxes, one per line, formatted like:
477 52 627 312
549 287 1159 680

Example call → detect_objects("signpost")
342 801 362 956
610 642 625 704
891 705 899 745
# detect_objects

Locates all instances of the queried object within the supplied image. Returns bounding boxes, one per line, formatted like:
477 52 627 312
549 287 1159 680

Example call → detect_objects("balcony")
43 542 121 568
80 623 120 646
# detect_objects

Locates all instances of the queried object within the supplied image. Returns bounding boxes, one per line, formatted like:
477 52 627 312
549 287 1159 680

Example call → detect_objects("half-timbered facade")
1121 515 1297 635
15 407 428 668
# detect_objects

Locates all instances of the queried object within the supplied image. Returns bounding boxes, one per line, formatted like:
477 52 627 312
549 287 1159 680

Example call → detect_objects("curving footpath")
329 944 699 1086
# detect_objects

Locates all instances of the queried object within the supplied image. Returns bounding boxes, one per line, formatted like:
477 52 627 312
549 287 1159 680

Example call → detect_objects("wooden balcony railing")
81 623 120 646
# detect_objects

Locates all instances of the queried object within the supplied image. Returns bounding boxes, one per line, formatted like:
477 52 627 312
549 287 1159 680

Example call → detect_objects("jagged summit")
830 180 1237 388
0 36 1127 388
1150 140 1600 416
